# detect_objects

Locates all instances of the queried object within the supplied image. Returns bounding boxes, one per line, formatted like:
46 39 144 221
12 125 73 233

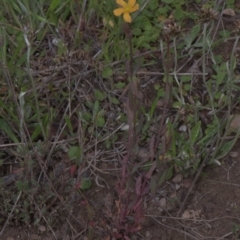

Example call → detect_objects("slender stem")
154 35 172 154
125 23 137 155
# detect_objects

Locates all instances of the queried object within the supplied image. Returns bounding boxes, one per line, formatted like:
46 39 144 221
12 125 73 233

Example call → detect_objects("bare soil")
2 143 240 240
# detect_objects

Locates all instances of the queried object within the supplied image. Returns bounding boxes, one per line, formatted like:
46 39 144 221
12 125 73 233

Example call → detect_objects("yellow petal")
123 12 132 23
113 8 125 16
128 0 137 7
129 3 139 12
116 0 127 7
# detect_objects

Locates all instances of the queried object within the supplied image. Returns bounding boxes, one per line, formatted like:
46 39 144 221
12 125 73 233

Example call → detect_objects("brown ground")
1 143 240 240
141 142 240 240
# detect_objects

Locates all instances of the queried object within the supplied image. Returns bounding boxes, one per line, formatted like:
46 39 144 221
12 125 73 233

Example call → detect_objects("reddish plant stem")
118 23 139 227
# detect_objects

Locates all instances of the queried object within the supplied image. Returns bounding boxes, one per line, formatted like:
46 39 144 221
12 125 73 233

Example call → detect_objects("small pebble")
172 174 183 184
38 225 46 232
159 198 167 209
145 231 152 239
229 151 238 158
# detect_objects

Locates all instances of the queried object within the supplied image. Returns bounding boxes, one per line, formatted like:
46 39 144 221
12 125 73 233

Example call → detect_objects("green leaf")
214 91 221 100
48 0 61 11
185 24 201 49
109 97 119 104
0 28 7 62
190 121 201 143
149 90 162 118
94 89 106 101
184 84 191 91
181 75 191 82
218 30 231 38
142 20 152 31
174 159 186 167
132 28 142 36
156 7 169 15
31 124 42 141
65 115 73 135
16 180 28 191
46 10 58 26
216 63 227 86
81 111 91 123
148 0 158 10
158 166 173 186
92 100 99 123
85 100 93 109
102 67 113 78
172 101 182 109
166 166 173 180
56 40 67 56
200 126 218 144
96 117 105 127
0 119 19 143
175 8 184 21
188 12 198 20
80 178 92 190
167 121 176 157
190 24 201 42
68 146 82 162
226 0 234 5
154 83 160 90
115 82 126 89
135 35 147 47
216 139 236 159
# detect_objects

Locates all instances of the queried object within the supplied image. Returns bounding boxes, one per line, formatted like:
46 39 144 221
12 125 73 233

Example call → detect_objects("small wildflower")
113 0 139 23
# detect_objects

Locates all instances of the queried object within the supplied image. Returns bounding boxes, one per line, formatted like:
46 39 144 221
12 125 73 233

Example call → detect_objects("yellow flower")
113 0 139 23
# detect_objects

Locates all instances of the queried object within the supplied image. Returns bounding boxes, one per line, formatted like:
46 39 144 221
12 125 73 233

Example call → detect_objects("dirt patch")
185 144 240 239
136 142 240 240
3 146 240 240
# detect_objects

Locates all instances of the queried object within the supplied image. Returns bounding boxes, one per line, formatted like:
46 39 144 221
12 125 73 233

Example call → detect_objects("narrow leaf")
0 119 19 143
190 121 201 143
